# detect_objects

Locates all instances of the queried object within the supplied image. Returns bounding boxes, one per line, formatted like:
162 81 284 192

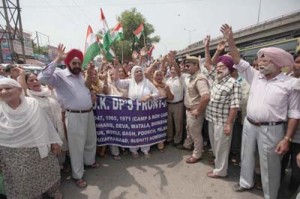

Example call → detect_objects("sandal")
86 162 100 169
113 155 121 160
144 153 151 159
74 179 87 188
157 142 164 150
132 153 139 159
53 191 63 199
207 170 227 178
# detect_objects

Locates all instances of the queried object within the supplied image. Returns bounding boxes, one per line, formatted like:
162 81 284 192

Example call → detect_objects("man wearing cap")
183 56 210 164
221 24 300 199
38 44 98 188
204 52 241 178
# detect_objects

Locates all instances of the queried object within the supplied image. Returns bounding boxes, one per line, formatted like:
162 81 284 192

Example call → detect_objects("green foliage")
112 40 132 62
32 42 48 55
96 8 160 63
115 8 160 61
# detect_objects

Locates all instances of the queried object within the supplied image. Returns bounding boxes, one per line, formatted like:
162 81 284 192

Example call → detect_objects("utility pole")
0 0 26 63
36 31 40 52
184 28 196 45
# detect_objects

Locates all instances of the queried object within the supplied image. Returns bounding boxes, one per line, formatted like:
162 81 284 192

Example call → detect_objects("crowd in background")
1 23 300 199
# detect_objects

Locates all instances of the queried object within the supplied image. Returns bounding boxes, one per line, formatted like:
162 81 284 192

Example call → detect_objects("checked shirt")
205 75 241 125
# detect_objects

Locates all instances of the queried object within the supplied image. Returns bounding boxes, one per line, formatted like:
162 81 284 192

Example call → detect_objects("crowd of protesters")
1 23 300 199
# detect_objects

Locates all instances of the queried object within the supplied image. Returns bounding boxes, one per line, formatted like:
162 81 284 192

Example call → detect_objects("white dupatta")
0 78 62 158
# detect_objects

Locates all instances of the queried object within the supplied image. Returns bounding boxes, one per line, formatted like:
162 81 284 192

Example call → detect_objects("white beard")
217 68 230 80
259 64 277 75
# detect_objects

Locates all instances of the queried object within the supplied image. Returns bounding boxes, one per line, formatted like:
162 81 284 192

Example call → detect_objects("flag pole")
143 32 146 47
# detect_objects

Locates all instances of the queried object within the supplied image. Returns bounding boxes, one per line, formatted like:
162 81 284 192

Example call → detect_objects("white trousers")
208 121 232 176
110 145 120 156
239 119 284 199
66 111 97 179
129 146 150 155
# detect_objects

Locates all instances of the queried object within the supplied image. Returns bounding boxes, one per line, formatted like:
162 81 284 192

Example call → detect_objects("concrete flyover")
176 10 300 60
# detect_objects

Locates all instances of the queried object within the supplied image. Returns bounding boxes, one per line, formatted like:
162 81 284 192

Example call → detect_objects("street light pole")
184 28 196 44
257 0 262 24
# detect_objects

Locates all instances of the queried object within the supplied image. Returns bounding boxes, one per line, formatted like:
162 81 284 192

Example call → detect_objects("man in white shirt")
221 24 300 199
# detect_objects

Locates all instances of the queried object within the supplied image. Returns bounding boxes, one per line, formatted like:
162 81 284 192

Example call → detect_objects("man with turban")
221 24 300 199
38 44 98 188
203 36 241 178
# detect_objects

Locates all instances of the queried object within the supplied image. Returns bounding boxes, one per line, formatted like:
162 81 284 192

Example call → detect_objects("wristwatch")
284 136 292 142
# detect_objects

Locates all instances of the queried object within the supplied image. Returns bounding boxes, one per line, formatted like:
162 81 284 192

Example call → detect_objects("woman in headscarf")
115 65 159 158
0 78 63 199
85 64 107 158
152 70 174 151
17 69 68 171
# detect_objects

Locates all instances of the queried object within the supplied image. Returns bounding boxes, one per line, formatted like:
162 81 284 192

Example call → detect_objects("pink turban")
64 49 83 67
257 47 294 68
217 55 235 73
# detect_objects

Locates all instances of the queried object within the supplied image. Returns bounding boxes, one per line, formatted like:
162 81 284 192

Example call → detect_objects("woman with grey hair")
0 78 63 199
115 65 159 158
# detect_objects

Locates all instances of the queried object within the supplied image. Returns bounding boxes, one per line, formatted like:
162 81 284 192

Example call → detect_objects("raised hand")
220 24 233 41
56 43 66 63
203 35 210 48
86 61 95 76
217 40 226 52
132 51 139 60
168 52 175 62
140 47 148 57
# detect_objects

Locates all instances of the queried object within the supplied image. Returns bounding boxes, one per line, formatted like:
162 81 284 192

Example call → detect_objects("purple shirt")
234 59 300 122
38 62 93 110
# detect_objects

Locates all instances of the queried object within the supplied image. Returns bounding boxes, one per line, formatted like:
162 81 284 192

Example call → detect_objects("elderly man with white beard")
203 46 241 178
221 24 300 199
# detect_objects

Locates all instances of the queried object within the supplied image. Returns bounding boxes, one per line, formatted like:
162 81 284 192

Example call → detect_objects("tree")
32 42 48 55
114 8 160 62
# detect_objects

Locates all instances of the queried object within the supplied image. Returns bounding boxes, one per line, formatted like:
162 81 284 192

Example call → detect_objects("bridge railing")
177 10 300 55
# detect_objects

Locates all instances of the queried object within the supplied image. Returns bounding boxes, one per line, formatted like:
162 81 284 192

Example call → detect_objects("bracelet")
284 136 292 142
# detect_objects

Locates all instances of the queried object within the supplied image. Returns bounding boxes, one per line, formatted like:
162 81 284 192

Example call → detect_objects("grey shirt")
38 62 93 110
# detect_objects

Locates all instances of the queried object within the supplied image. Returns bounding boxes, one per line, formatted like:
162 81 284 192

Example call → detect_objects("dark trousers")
230 111 243 158
281 142 300 193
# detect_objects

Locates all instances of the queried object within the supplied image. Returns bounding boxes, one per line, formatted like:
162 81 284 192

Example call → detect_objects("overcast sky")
20 0 300 58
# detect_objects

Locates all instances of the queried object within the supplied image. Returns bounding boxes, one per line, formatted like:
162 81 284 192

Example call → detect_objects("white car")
21 64 43 75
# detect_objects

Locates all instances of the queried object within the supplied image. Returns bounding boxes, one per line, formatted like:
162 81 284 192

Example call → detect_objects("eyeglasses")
71 61 82 66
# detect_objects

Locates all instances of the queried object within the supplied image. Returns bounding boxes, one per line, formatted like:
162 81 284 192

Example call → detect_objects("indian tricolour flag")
100 8 114 61
82 25 100 69
133 23 144 40
111 23 123 43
